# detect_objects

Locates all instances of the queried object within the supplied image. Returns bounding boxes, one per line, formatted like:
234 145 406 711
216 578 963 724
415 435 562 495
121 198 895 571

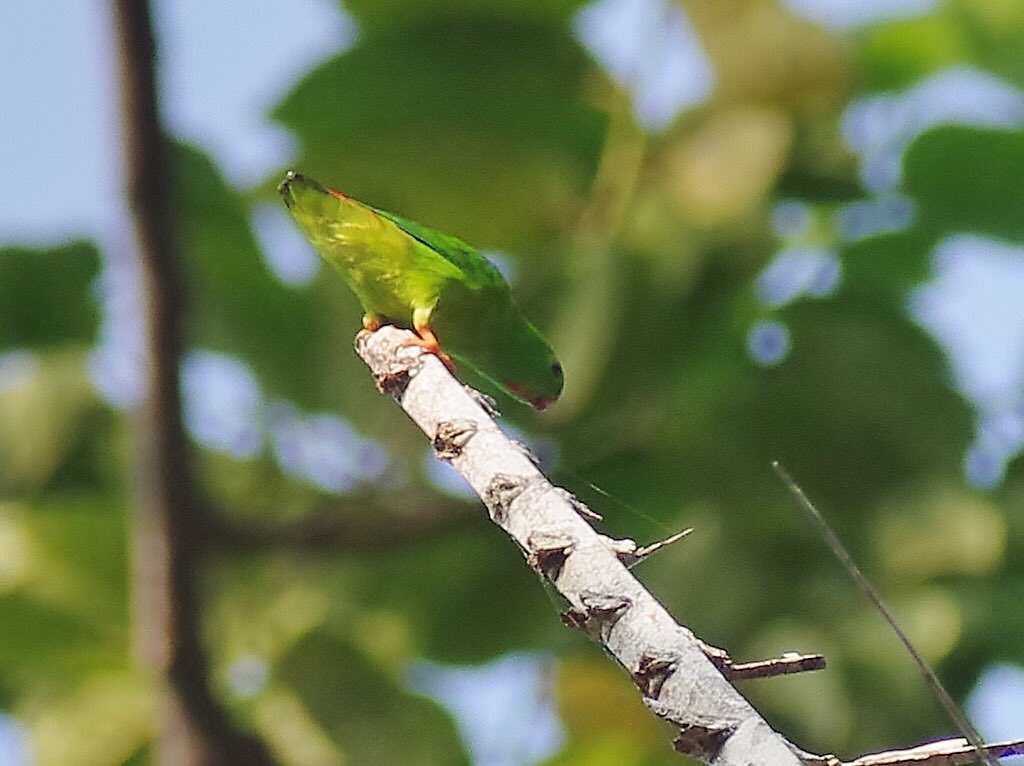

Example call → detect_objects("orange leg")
402 310 456 373
362 314 382 331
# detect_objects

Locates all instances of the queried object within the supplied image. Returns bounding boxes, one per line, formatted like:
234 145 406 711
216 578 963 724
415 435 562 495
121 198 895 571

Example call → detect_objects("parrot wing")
373 208 510 292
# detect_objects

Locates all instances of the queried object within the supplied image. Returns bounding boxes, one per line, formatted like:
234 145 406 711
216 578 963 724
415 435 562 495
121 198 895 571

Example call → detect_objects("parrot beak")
279 170 349 210
278 170 329 209
278 170 300 208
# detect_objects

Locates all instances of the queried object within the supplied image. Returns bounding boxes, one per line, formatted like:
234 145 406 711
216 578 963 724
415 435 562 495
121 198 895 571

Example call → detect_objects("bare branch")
355 326 1024 765
803 738 1024 766
355 326 808 765
846 738 1024 766
724 652 826 681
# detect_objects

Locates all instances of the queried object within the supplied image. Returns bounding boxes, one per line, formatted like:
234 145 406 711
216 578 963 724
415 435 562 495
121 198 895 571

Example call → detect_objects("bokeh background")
2 0 1024 763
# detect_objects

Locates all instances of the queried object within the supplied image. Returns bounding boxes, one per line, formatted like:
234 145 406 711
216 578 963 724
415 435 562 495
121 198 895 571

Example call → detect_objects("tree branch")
112 1 273 763
355 326 808 765
355 326 1024 765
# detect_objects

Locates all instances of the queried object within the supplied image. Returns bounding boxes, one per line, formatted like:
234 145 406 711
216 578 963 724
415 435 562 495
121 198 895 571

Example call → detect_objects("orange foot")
362 314 382 331
402 322 456 374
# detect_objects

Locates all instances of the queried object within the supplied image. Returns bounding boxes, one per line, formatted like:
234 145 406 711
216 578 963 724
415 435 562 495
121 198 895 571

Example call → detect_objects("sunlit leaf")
0 242 100 350
0 351 111 496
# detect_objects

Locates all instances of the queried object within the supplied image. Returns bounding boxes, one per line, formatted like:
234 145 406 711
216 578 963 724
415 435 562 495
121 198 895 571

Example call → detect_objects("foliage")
3 0 1024 763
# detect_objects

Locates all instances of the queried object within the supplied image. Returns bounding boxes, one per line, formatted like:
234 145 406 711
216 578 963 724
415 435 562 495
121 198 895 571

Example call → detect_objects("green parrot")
278 171 563 410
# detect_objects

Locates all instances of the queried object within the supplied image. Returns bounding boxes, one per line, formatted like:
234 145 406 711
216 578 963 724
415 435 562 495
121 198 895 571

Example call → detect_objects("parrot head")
278 171 349 221
495 325 564 411
506 367 562 411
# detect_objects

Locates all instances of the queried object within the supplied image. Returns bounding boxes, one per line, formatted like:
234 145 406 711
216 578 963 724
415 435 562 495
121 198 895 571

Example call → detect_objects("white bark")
354 326 1024 766
355 326 805 765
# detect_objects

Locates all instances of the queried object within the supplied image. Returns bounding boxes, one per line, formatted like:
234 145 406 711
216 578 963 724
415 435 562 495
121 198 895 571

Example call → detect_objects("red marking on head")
327 188 350 201
531 396 555 412
506 382 554 411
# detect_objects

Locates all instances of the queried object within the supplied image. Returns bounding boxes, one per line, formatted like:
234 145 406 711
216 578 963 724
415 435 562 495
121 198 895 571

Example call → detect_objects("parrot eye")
551 362 563 377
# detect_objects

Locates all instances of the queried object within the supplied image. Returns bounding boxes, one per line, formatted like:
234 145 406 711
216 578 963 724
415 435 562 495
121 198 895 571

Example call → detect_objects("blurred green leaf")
859 16 970 90
270 17 605 248
275 630 469 765
953 0 1024 90
546 654 677 766
24 671 154 766
904 126 1024 242
0 494 129 699
348 527 559 663
0 242 100 350
21 494 129 628
0 592 114 697
840 226 937 298
339 0 588 30
0 351 112 497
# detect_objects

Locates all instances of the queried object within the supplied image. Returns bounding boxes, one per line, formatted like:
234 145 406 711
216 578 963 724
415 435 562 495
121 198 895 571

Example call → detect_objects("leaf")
903 126 1024 242
274 630 469 765
348 527 558 663
840 226 938 298
338 0 588 30
0 351 111 497
0 242 100 350
546 655 675 766
0 495 129 698
0 593 111 696
270 17 606 249
24 671 155 766
20 494 129 627
859 16 971 90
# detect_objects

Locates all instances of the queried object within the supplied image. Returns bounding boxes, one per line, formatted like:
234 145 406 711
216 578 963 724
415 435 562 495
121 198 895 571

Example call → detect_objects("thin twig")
772 462 995 766
726 652 827 680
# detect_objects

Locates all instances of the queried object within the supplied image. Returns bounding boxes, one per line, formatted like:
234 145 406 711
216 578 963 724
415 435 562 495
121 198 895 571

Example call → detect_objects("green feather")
371 208 506 291
278 172 563 410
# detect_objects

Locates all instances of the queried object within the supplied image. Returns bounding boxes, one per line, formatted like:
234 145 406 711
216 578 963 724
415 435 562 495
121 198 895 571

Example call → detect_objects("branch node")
673 724 736 761
466 386 500 418
433 419 478 459
597 528 693 568
699 640 733 668
725 652 827 680
579 589 631 635
633 652 681 700
509 437 542 467
484 473 530 523
356 329 419 399
554 487 603 522
625 528 694 568
559 608 590 633
526 531 576 581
